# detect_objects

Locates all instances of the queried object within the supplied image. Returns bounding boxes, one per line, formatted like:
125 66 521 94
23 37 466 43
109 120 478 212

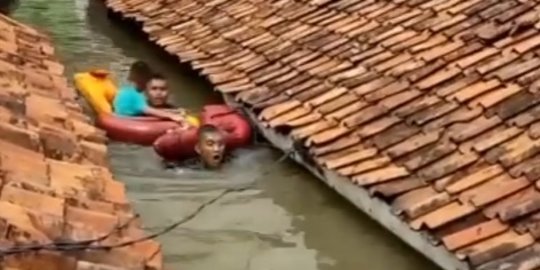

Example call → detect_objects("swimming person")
162 124 226 170
195 124 226 168
145 72 200 127
113 61 185 123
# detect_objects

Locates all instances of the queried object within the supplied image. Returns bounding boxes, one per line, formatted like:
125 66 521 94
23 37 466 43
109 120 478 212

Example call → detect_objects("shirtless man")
195 125 226 168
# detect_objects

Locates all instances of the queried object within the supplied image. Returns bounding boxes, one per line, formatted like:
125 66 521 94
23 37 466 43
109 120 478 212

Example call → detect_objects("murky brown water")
14 1 439 269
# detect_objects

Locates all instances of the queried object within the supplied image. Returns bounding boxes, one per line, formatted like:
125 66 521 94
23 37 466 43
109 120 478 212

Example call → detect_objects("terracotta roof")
105 0 540 269
0 14 162 270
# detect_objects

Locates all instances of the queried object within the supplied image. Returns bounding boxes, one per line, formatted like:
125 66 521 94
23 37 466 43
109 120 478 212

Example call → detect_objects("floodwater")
14 1 439 269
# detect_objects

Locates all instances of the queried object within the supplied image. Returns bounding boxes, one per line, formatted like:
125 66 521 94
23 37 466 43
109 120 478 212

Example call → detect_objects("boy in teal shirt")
114 61 184 123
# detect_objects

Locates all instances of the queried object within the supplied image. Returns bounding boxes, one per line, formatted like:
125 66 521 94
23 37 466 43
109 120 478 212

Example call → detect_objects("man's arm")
128 92 179 121
162 108 188 115
143 106 186 123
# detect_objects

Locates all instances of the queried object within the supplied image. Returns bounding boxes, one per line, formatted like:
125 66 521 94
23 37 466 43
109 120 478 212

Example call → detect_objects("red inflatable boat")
74 69 192 146
96 115 182 146
153 105 252 160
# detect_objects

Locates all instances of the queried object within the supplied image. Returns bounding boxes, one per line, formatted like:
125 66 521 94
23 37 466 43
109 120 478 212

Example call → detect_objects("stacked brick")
105 0 540 269
0 14 162 270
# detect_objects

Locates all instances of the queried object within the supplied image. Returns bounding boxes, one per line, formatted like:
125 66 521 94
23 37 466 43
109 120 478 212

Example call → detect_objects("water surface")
14 1 439 269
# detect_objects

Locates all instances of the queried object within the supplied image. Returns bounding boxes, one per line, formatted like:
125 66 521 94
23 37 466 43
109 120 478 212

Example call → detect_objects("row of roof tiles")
105 0 540 269
0 13 162 270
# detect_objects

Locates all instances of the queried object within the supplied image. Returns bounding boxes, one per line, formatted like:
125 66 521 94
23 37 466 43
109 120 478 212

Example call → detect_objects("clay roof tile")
0 14 161 269
105 0 540 268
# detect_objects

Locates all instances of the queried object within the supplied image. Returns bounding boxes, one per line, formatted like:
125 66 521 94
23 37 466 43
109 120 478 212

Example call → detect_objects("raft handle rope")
0 148 294 256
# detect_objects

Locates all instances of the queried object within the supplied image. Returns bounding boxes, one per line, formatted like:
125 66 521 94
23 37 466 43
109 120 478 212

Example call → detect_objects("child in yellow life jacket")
144 72 200 127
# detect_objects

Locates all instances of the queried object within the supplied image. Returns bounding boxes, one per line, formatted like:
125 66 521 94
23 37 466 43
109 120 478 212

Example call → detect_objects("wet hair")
129 61 152 82
197 124 220 140
148 72 165 81
147 73 167 86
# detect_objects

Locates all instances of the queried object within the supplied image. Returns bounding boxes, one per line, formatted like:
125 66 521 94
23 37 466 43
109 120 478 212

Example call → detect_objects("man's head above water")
145 73 169 107
128 61 152 91
195 124 225 168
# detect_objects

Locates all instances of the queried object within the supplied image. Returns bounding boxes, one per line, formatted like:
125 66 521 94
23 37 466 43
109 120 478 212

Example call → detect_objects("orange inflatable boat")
96 115 181 146
153 105 252 160
74 69 199 145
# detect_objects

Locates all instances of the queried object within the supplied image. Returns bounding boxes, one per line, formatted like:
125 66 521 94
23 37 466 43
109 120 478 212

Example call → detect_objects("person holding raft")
154 105 252 169
145 72 174 109
163 124 227 169
194 125 227 168
144 72 200 127
113 61 188 125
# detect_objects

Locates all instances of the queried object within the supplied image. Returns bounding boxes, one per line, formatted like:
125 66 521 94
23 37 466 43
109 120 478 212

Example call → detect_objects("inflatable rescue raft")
74 69 198 145
74 69 252 158
153 105 252 160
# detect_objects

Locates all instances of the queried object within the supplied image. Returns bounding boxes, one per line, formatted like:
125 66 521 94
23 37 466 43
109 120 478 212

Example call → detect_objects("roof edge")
223 94 470 270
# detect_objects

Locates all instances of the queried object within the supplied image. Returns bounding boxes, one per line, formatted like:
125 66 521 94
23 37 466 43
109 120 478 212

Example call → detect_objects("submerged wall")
0 14 162 270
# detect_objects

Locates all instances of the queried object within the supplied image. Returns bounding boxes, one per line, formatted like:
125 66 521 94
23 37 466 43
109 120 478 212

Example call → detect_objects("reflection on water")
14 0 439 269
